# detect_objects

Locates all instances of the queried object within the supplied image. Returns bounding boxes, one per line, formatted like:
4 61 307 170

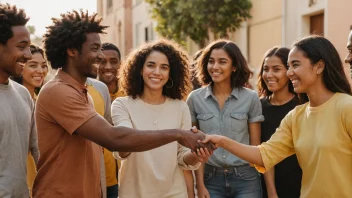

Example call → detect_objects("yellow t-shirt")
258 93 352 198
87 83 119 187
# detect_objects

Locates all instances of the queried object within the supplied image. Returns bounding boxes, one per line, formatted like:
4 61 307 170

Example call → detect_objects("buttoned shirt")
187 85 264 167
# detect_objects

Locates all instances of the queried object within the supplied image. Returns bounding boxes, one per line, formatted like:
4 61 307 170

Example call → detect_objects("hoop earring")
166 78 174 88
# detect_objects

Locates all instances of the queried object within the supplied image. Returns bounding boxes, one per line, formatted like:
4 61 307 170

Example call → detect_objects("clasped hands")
178 126 220 162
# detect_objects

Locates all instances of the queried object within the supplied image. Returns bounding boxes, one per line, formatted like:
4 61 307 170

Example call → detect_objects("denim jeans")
107 184 118 198
204 164 262 198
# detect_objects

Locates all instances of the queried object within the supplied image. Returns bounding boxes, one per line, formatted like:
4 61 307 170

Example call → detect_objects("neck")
307 85 334 107
0 69 10 84
62 65 87 85
107 78 118 94
140 88 165 105
212 81 232 96
23 82 35 98
270 86 294 105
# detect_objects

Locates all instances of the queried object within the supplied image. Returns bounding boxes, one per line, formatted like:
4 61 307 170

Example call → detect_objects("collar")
204 84 239 99
56 69 88 93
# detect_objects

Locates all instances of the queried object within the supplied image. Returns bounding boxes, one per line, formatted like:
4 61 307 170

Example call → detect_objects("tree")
145 0 252 47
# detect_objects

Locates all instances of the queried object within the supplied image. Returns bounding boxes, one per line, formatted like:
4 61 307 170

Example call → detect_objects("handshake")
177 126 220 158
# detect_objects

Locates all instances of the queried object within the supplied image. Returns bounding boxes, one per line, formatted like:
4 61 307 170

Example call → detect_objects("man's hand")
178 129 209 152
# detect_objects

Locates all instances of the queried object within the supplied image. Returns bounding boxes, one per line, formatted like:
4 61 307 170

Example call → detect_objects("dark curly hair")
0 3 29 45
119 39 191 100
196 39 252 88
102 42 121 60
43 10 108 69
257 47 293 97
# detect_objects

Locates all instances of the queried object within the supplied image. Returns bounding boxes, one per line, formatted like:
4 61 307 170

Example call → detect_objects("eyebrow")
17 40 29 45
289 60 301 64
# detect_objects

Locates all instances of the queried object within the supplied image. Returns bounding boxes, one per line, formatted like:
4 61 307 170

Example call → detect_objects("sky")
5 0 97 37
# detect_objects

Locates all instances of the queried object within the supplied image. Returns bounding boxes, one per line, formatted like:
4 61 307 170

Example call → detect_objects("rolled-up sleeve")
255 112 295 173
248 93 264 123
186 92 197 123
177 102 201 170
111 98 133 160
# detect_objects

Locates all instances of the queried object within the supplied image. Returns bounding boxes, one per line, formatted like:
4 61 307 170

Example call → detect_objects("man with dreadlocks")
33 10 214 197
0 3 37 197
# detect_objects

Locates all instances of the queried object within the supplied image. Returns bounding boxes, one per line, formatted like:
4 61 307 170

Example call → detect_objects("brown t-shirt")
33 69 101 198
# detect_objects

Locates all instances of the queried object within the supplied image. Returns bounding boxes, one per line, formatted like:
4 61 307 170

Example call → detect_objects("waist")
205 163 251 174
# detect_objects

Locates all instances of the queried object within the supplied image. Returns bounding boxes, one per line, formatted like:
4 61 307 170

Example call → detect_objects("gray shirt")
187 85 264 167
0 80 37 197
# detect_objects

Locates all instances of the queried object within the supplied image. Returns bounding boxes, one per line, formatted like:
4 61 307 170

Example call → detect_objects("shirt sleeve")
103 85 113 125
256 111 295 173
29 101 39 165
44 85 98 134
342 99 352 139
111 98 133 160
186 92 197 123
177 102 201 170
248 92 264 123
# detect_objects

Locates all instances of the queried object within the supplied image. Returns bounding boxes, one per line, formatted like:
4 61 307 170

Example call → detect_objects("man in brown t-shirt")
33 11 214 198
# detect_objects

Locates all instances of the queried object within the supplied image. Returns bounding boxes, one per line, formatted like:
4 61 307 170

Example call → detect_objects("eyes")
146 64 170 71
208 59 227 65
263 68 281 72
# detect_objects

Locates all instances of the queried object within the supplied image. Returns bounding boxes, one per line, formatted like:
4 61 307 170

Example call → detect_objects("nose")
344 54 352 64
97 50 105 61
24 46 32 60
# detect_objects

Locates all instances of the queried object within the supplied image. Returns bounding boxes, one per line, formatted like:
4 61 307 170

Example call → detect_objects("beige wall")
97 0 132 58
247 0 282 70
326 0 352 84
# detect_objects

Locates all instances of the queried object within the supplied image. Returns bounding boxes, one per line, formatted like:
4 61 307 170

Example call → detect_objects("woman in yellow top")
12 44 48 196
201 35 352 198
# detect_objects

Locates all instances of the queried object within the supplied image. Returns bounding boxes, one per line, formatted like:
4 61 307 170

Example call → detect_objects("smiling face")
0 26 32 82
287 47 321 94
141 51 170 93
75 33 104 78
98 49 120 85
344 30 352 79
207 48 234 85
262 55 290 94
22 52 47 89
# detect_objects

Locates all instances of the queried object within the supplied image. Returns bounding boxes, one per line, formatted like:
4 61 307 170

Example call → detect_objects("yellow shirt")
87 82 119 187
258 93 352 198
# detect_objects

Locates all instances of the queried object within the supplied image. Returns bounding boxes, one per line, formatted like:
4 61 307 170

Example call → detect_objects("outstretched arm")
202 135 264 166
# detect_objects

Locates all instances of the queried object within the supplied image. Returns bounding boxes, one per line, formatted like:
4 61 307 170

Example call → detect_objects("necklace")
140 96 167 126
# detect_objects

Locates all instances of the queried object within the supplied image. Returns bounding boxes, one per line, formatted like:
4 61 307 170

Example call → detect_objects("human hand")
178 129 207 152
196 184 210 198
190 126 217 152
192 147 212 163
200 134 224 148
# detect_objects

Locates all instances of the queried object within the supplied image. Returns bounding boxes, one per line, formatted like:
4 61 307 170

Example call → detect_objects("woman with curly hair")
112 39 211 198
187 39 264 198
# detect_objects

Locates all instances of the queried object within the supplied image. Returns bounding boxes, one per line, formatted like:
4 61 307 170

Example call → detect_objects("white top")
111 96 200 198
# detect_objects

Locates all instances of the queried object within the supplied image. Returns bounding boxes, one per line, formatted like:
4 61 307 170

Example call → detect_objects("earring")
166 78 174 88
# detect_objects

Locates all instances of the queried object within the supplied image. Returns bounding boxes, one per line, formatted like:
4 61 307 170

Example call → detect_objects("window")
145 27 149 42
310 13 324 36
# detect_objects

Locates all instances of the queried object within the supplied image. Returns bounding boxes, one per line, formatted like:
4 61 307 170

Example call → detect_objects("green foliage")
145 0 252 47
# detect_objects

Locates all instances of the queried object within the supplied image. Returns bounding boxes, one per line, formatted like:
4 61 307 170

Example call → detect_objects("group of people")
0 3 351 198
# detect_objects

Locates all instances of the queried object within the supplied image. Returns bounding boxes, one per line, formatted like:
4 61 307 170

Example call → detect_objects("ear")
67 48 78 58
316 60 325 75
232 66 237 72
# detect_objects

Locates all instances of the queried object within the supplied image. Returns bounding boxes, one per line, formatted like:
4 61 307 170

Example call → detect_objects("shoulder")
238 87 258 98
334 93 352 111
187 86 208 100
112 96 135 106
87 78 109 93
10 80 33 107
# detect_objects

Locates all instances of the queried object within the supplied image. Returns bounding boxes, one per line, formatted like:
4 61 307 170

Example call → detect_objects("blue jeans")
107 184 118 198
204 164 262 198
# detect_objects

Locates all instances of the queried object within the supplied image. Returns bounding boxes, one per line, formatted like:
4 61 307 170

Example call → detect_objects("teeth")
17 62 25 66
92 63 100 68
291 80 299 84
212 72 221 75
104 72 113 76
150 77 161 82
33 77 42 81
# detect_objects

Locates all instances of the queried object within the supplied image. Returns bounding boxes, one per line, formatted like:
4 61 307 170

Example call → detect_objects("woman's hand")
200 134 224 148
193 148 212 163
196 184 210 198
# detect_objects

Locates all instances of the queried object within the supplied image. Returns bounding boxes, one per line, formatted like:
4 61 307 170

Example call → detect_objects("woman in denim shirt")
187 40 264 198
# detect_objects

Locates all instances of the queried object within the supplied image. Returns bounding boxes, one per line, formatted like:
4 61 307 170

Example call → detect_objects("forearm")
183 151 199 166
219 137 264 166
106 126 181 152
195 163 205 187
263 168 277 197
118 152 131 158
